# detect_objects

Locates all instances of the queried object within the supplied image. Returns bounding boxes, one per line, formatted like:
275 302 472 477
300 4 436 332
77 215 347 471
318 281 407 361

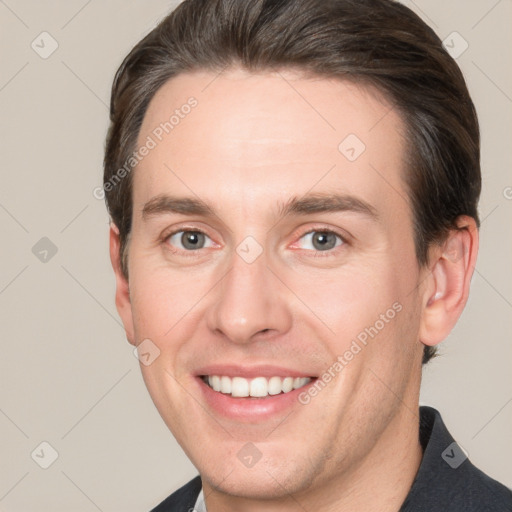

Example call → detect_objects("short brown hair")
103 0 481 365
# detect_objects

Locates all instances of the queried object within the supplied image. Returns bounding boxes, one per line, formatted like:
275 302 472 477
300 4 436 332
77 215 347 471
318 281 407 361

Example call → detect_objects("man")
103 0 512 510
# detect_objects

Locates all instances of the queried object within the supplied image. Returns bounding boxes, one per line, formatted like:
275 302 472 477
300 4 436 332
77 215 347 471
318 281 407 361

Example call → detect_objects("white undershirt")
193 488 207 512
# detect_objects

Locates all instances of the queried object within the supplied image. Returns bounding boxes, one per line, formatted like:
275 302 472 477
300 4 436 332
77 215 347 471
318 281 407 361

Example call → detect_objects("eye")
166 230 215 251
296 230 344 252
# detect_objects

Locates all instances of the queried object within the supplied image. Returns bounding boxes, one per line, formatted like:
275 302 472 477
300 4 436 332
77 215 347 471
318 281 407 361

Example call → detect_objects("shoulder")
401 406 512 511
465 465 512 511
403 457 512 511
150 475 202 512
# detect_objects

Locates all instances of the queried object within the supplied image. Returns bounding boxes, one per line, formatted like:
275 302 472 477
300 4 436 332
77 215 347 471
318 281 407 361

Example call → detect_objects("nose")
206 247 293 345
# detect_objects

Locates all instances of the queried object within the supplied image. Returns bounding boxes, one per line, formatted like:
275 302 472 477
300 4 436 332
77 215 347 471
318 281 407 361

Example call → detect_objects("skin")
109 68 478 511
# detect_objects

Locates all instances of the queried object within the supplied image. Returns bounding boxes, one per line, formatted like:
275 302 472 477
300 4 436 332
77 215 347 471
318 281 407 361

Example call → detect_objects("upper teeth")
206 376 311 398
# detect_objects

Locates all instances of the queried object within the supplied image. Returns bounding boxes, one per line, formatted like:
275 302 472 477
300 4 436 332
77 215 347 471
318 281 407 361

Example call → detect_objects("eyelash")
161 225 348 258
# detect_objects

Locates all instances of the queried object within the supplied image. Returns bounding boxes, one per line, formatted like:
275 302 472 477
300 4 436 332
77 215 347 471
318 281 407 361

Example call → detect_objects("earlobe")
109 223 136 345
419 216 479 347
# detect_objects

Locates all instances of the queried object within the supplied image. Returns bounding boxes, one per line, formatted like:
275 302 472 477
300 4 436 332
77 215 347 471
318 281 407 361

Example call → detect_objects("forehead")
133 68 410 223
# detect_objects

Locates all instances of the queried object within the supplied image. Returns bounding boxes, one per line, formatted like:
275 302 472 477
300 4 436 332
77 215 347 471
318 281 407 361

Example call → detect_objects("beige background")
0 0 511 510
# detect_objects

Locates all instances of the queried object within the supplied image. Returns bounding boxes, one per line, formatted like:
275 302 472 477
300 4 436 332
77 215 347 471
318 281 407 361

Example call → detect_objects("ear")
109 223 136 345
419 215 479 347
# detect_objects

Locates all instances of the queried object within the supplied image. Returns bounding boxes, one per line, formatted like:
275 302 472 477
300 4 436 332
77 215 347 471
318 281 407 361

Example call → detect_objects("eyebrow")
141 192 379 222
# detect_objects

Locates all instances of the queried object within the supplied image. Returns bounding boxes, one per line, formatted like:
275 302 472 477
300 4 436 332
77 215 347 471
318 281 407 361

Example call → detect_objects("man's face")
119 69 429 498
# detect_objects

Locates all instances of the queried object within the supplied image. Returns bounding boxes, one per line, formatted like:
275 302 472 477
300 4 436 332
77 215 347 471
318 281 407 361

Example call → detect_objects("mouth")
200 375 314 399
194 365 318 421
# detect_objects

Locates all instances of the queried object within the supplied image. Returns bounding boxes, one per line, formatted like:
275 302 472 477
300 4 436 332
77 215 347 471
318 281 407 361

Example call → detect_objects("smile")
201 375 313 398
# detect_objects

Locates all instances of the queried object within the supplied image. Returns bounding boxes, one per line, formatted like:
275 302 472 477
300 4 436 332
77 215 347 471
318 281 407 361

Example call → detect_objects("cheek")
129 263 210 338
292 262 403 346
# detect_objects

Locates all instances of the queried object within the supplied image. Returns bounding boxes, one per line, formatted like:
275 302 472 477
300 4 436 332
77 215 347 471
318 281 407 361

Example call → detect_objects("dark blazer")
151 474 202 512
150 406 512 512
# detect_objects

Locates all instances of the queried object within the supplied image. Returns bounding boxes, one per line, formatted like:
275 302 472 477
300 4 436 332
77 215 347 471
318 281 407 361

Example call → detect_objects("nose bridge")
207 245 291 344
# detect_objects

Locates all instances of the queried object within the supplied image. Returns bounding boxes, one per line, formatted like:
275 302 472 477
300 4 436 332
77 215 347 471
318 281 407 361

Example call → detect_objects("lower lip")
196 377 316 422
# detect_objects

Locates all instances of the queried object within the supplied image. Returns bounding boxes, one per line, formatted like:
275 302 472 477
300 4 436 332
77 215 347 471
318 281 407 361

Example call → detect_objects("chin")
198 449 318 501
205 469 297 500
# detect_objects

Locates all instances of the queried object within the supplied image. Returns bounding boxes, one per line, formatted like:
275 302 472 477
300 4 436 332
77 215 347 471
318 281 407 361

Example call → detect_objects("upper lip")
195 364 316 379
